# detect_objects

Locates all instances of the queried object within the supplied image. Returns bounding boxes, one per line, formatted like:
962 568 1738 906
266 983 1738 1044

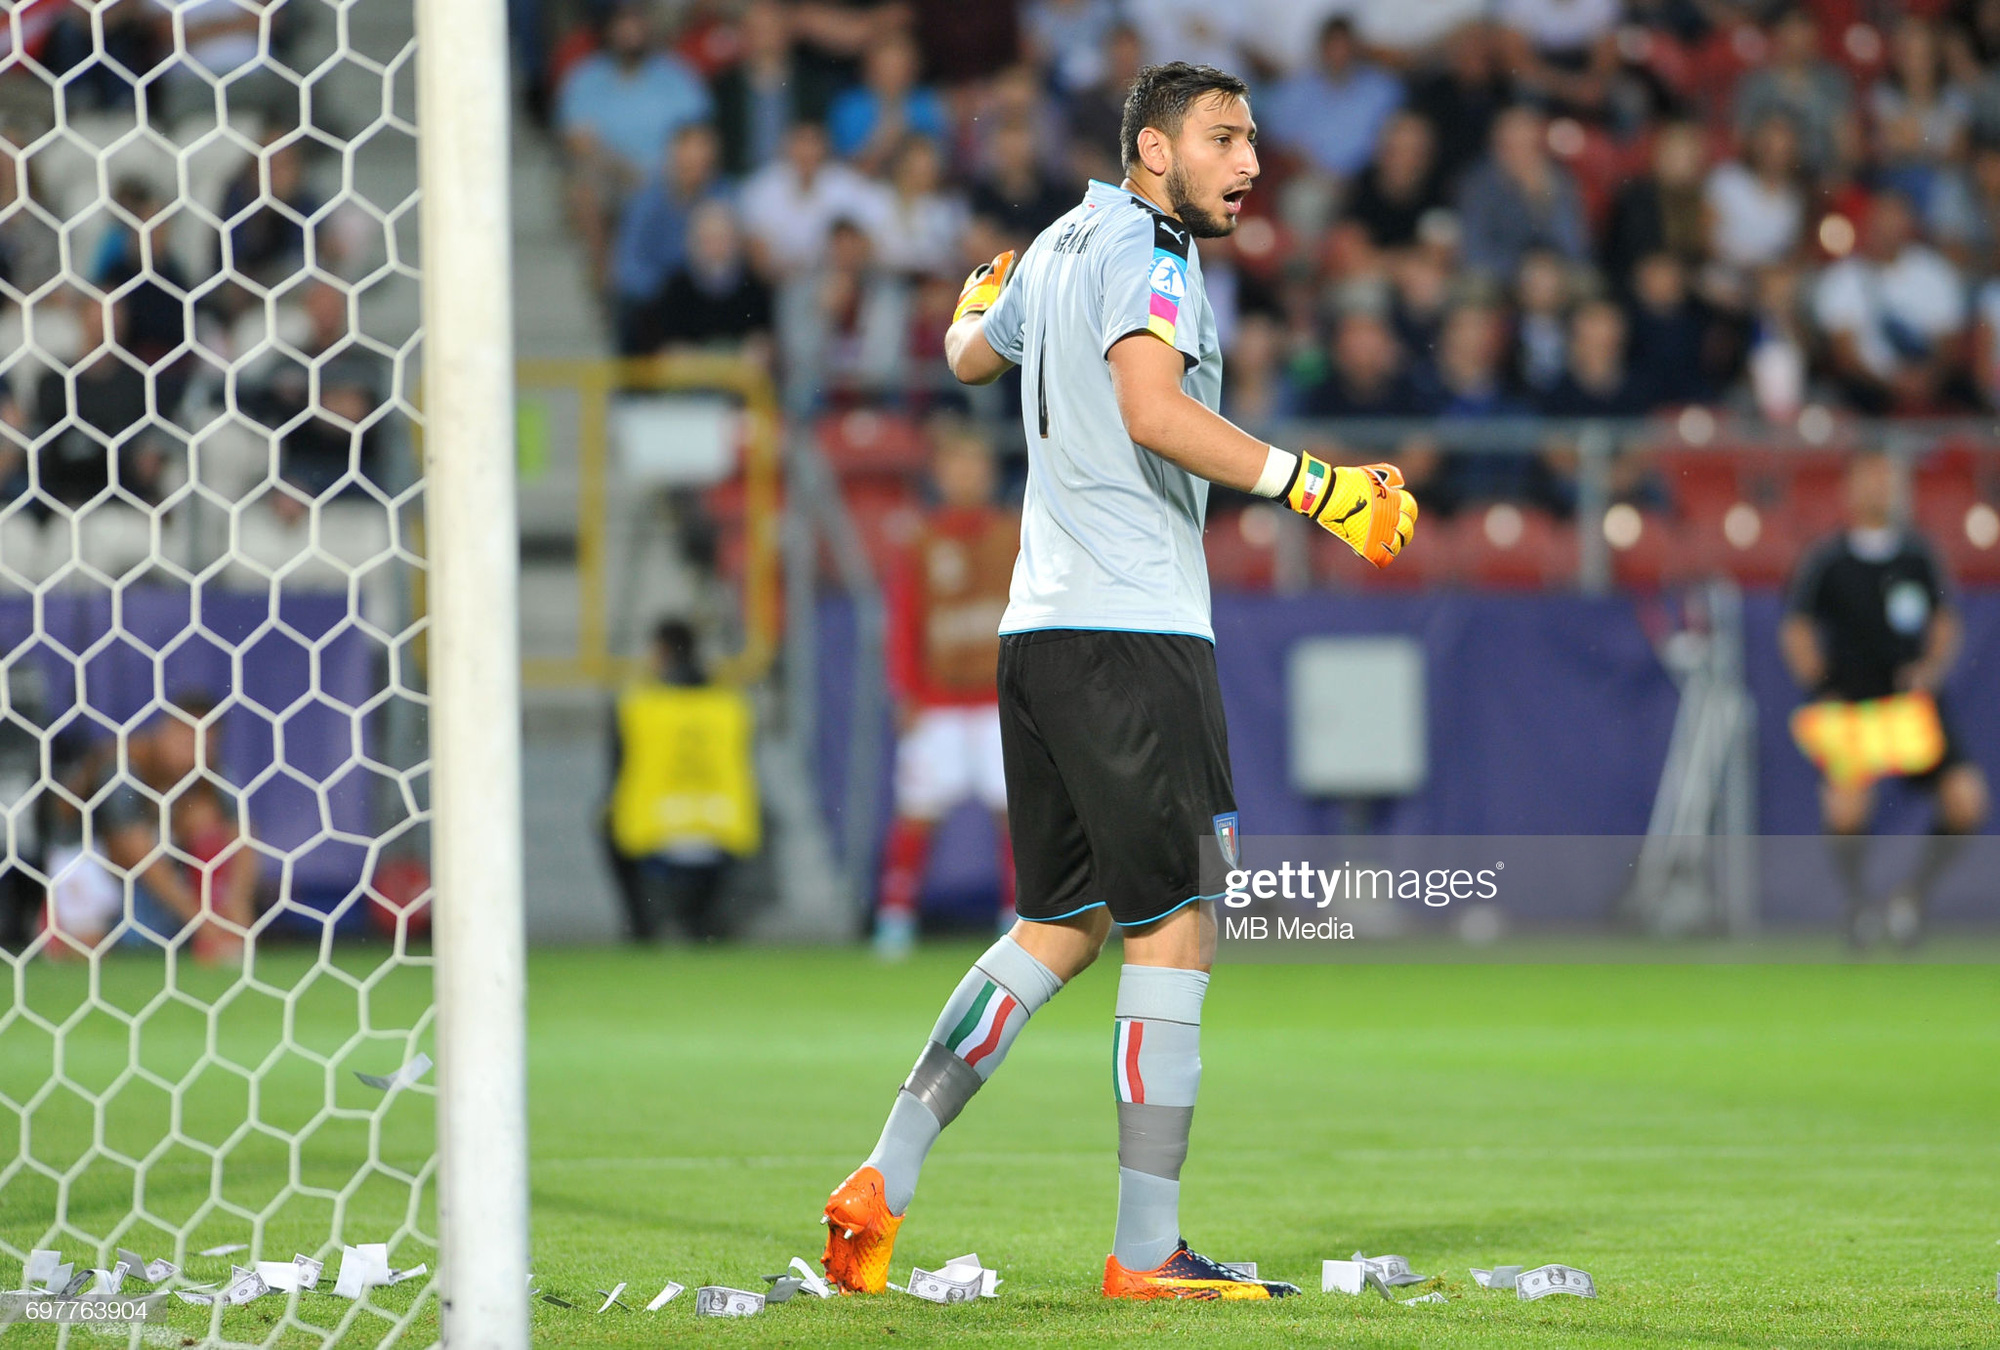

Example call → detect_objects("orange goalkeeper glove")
953 249 1015 324
1282 453 1418 568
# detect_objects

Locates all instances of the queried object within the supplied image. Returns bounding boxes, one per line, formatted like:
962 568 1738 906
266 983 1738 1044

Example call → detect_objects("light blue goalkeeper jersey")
979 179 1222 641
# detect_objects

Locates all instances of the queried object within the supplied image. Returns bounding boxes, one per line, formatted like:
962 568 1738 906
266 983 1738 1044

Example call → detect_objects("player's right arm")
945 251 1018 386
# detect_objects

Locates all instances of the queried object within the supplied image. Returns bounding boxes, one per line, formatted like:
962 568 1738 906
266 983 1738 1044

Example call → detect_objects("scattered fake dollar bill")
56 1269 93 1299
594 1282 629 1312
356 1053 432 1092
1220 1262 1257 1279
898 1266 983 1304
1516 1264 1596 1300
176 1266 270 1306
1352 1252 1427 1286
645 1280 684 1311
117 1249 179 1283
198 1244 248 1257
1401 1290 1448 1304
255 1255 324 1293
24 1251 61 1288
1322 1260 1366 1294
695 1285 765 1317
539 1293 576 1308
1472 1265 1523 1290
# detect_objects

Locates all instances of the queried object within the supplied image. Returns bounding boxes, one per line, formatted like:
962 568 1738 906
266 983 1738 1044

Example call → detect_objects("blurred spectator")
1745 260 1813 421
1352 0 1489 58
710 0 835 178
1125 0 1243 71
1628 252 1718 407
29 300 172 518
240 283 387 515
1060 22 1144 185
1421 301 1546 510
1781 451 1987 949
636 199 774 355
1300 304 1427 417
1513 249 1577 396
218 141 321 291
873 424 1019 958
1603 120 1708 290
740 121 892 279
603 620 760 942
1539 298 1646 416
1871 15 1975 219
1704 112 1806 275
911 0 1023 87
968 120 1074 247
876 136 971 280
48 695 257 963
827 30 947 174
1456 105 1589 278
0 159 60 300
1495 0 1620 116
1026 0 1120 96
611 123 730 355
559 2 714 291
1929 136 2000 266
1408 24 1513 187
145 0 297 125
1346 112 1446 252
1264 18 1405 182
1812 193 1971 414
778 217 910 399
1734 8 1857 178
787 0 906 92
90 180 193 376
1221 311 1289 425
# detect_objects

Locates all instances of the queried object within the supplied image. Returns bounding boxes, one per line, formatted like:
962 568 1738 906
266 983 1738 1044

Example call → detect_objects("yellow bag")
610 683 760 858
1789 691 1945 787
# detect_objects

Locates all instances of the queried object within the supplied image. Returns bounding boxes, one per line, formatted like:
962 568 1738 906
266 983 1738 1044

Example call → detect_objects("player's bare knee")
1938 766 1989 832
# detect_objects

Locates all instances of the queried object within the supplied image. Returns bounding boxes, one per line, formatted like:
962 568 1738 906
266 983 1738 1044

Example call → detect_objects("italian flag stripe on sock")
946 980 1017 1067
1115 1020 1146 1104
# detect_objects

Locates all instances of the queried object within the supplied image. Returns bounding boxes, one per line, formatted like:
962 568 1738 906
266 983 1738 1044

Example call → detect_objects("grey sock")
1907 829 1970 907
1110 965 1209 1271
863 935 1063 1215
1830 832 1868 910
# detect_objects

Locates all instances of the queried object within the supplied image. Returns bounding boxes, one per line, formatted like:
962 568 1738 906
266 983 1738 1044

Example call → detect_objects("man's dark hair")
1119 62 1250 173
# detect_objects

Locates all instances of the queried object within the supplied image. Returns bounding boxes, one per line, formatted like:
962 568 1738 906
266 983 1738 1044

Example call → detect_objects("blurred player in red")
873 422 1019 959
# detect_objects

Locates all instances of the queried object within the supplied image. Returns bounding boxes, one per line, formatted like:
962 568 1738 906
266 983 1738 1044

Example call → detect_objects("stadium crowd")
535 0 2000 456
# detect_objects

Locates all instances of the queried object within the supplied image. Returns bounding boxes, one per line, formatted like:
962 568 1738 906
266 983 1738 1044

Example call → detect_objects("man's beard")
1163 161 1235 239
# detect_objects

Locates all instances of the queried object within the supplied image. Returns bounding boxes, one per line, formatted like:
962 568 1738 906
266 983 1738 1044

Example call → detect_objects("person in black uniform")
1781 450 1989 947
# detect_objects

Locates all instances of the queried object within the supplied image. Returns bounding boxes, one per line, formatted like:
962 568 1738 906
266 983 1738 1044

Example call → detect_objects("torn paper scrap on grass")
198 1244 248 1257
355 1053 432 1092
1401 1290 1448 1305
594 1282 630 1313
786 1257 832 1299
1323 1260 1366 1294
117 1249 179 1283
1472 1265 1523 1290
760 1276 804 1304
24 1252 60 1288
645 1281 684 1311
938 1254 1000 1298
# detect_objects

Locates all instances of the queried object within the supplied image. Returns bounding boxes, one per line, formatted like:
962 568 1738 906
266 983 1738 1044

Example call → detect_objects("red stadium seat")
1204 508 1280 592
815 409 932 477
1607 511 1690 592
1459 507 1580 590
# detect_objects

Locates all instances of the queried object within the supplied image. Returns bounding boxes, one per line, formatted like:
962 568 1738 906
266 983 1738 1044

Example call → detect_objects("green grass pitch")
5 940 1999 1346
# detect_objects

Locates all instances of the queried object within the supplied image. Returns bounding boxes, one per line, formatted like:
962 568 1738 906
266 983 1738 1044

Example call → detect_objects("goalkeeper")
819 61 1415 1301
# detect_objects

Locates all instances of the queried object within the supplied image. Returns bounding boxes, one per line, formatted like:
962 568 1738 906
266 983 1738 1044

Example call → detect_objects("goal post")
415 0 530 1339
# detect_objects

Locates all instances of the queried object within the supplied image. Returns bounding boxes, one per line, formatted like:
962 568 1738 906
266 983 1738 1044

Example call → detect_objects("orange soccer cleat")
1103 1241 1301 1300
820 1165 904 1294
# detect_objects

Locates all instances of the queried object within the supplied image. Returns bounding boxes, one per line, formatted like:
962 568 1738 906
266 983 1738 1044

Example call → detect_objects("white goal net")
0 0 446 1343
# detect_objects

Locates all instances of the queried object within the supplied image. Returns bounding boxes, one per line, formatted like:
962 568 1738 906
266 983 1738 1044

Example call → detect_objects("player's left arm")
1107 334 1418 568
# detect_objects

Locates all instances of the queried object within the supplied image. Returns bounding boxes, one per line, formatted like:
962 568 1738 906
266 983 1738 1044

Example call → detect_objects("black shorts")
998 628 1236 929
